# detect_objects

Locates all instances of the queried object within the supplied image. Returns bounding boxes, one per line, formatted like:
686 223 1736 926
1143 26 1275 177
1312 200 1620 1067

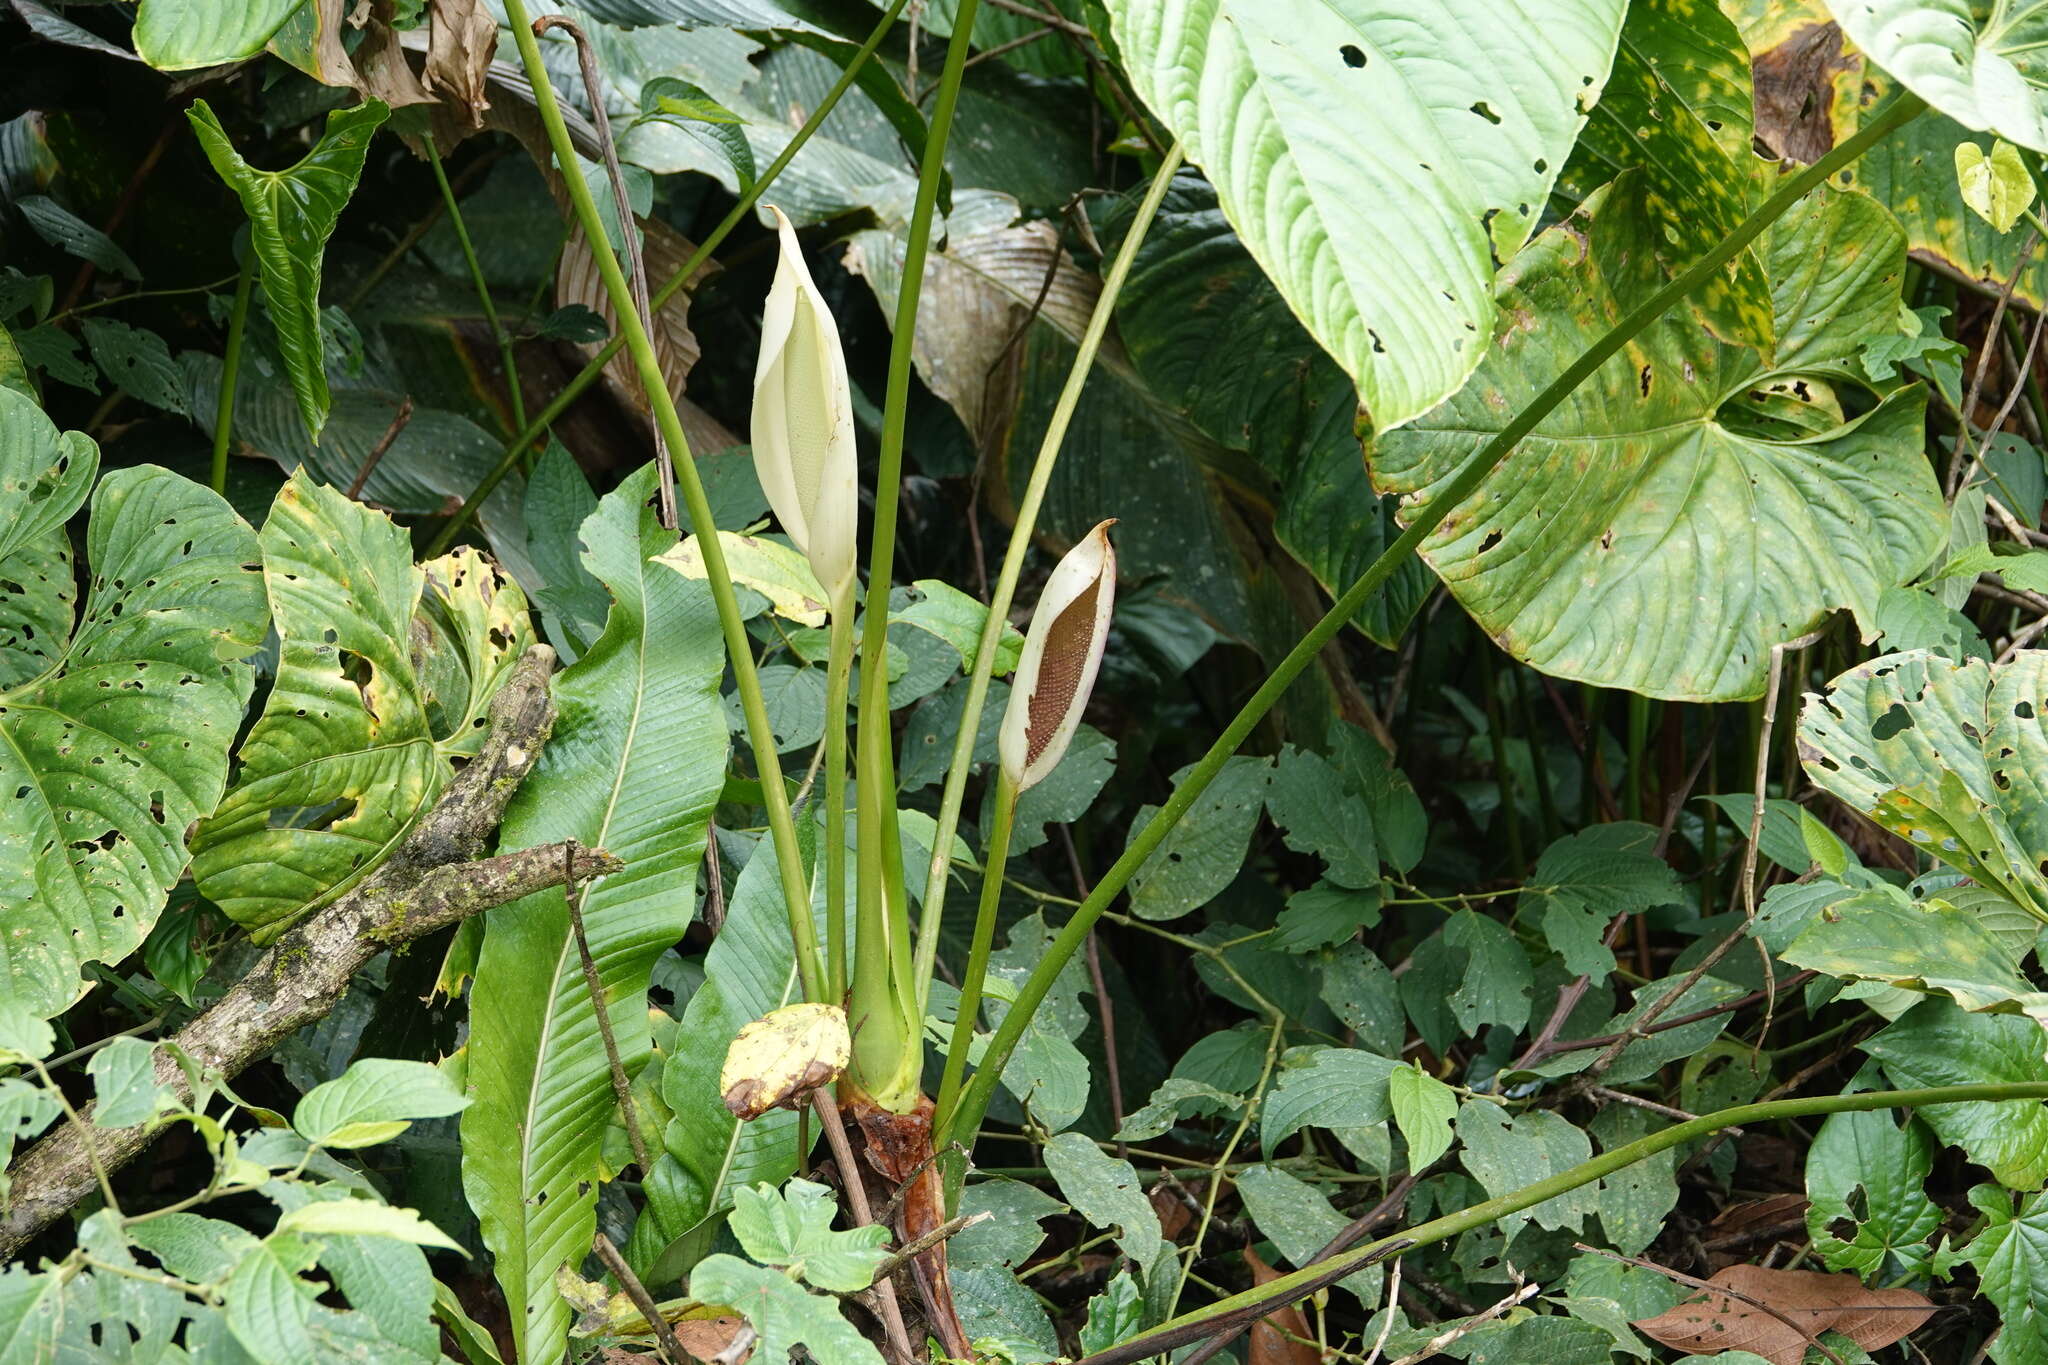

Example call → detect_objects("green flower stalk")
754 205 861 999
935 522 1117 1136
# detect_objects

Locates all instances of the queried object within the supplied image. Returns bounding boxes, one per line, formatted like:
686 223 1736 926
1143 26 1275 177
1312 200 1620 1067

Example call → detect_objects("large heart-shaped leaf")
1372 179 1943 700
1799 649 2048 919
1103 0 1626 430
133 0 303 70
187 98 389 442
460 465 728 1365
0 389 267 1017
1826 0 2048 150
189 471 532 937
1558 0 1772 349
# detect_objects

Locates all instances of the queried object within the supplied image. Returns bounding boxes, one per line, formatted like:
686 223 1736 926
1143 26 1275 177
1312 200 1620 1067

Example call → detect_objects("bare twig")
565 843 652 1175
873 1139 966 1229
1361 1257 1404 1365
1525 970 1818 1065
593 1231 690 1365
1 648 590 1257
1386 1282 1541 1365
812 1091 918 1365
869 1211 990 1284
1059 826 1127 1153
1573 1244 1847 1365
1591 1085 1741 1135
1958 298 2048 496
1950 230 2039 497
534 14 679 529
345 395 415 499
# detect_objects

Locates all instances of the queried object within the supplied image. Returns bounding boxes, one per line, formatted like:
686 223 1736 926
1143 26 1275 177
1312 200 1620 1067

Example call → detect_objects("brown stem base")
847 1093 972 1361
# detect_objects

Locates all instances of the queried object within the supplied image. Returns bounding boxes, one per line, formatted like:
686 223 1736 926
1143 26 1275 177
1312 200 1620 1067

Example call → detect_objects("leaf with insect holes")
0 391 267 1020
1828 0 2048 151
1632 1264 1934 1365
190 472 532 938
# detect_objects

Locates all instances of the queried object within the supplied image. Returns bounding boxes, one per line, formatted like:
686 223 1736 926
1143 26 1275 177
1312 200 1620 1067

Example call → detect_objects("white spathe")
753 205 858 602
1001 522 1117 792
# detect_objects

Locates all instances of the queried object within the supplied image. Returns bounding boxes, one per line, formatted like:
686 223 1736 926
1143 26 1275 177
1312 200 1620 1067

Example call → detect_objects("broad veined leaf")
190 472 533 937
187 98 389 441
0 393 266 1018
1948 1184 2048 1363
727 1180 888 1293
133 0 303 69
1862 999 2048 1189
1113 173 1432 647
1826 0 2048 150
1800 650 2048 921
1104 0 1626 430
1235 1166 1383 1304
1374 179 1942 700
1805 1104 1939 1277
461 464 729 1365
1457 1098 1599 1236
1778 884 2048 1025
686 1256 883 1365
1558 0 1771 349
1041 1132 1172 1285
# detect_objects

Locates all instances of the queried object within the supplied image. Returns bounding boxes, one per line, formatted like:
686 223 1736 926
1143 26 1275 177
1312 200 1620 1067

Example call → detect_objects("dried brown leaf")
1633 1264 1935 1365
1244 1246 1321 1365
1752 22 1859 164
423 0 495 129
557 218 714 431
672 1315 750 1363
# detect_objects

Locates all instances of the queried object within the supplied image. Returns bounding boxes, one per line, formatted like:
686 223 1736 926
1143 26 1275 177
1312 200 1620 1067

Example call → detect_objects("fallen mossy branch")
1074 1081 2048 1365
0 645 616 1257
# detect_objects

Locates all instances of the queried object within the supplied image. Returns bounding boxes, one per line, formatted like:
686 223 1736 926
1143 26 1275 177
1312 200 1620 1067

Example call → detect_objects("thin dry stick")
2000 611 2048 662
1591 1085 1741 1135
874 1140 966 1229
1529 970 1818 1064
592 1231 690 1365
345 395 414 499
535 14 679 529
1573 1244 1848 1365
1386 1282 1540 1365
563 843 653 1176
869 1211 989 1283
811 1091 918 1365
1958 296 2048 496
1361 1257 1403 1365
1950 229 2039 496
1059 826 1127 1152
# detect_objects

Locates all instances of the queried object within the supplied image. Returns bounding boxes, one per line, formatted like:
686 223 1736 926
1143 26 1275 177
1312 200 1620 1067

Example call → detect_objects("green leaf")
1827 0 2048 150
1077 1270 1143 1356
1123 754 1269 920
1529 974 1748 1085
1957 139 2038 232
1557 0 1770 349
1275 882 1383 953
1318 942 1404 1055
1445 908 1533 1036
15 195 140 281
1804 1104 1938 1278
294 1058 468 1149
1456 1098 1598 1236
462 464 729 1365
1523 823 1681 979
1102 0 1625 429
687 1255 883 1365
0 1079 61 1199
1589 1104 1679 1258
1266 747 1376 889
893 579 1023 676
1042 1132 1171 1284
222 1238 319 1362
0 399 266 1018
1949 1184 2048 1364
187 98 389 441
0 999 55 1064
638 76 757 188
1374 179 1941 700
1779 884 2048 1023
1862 999 2048 1190
274 1200 463 1252
1262 1047 1398 1150
728 1180 889 1293
1799 649 2048 921
952 1179 1065 1271
87 1037 170 1128
1236 1166 1383 1303
190 472 533 936
128 1213 260 1283
1389 1062 1459 1171
81 319 187 417
133 0 302 69
1114 1077 1244 1143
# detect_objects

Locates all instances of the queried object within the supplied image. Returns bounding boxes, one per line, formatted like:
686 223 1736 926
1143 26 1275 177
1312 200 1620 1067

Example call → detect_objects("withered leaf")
1633 1264 1935 1365
1244 1245 1321 1365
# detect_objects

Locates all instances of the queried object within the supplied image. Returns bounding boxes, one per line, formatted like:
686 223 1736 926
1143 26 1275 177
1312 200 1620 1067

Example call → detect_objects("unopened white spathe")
1001 522 1117 792
753 205 857 602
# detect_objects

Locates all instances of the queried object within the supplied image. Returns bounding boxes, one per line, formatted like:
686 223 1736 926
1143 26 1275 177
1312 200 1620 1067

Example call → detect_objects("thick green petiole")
1080 1080 2048 1365
910 141 1185 1015
209 252 256 496
498 0 827 1002
846 0 983 1111
931 771 1017 1133
937 92 1929 1152
422 0 912 558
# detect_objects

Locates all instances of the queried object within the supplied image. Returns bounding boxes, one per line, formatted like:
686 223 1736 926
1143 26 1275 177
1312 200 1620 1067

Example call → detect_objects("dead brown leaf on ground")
1633 1264 1935 1365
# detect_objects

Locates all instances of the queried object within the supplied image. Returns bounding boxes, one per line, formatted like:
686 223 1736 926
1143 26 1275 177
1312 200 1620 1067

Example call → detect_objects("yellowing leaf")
720 1003 850 1120
657 531 830 627
1956 139 2037 233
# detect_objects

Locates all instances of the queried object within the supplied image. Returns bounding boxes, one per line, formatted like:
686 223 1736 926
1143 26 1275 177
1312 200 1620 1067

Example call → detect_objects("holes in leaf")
1639 365 1653 397
1478 529 1504 554
1339 44 1365 67
1871 704 1912 740
2017 701 2036 719
1471 101 1502 125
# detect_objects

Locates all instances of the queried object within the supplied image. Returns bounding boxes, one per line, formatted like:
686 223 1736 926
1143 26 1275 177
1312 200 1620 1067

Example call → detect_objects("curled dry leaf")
1632 1264 1935 1365
423 0 496 130
719 1003 850 1120
557 215 715 428
672 1315 750 1364
1243 1245 1321 1365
